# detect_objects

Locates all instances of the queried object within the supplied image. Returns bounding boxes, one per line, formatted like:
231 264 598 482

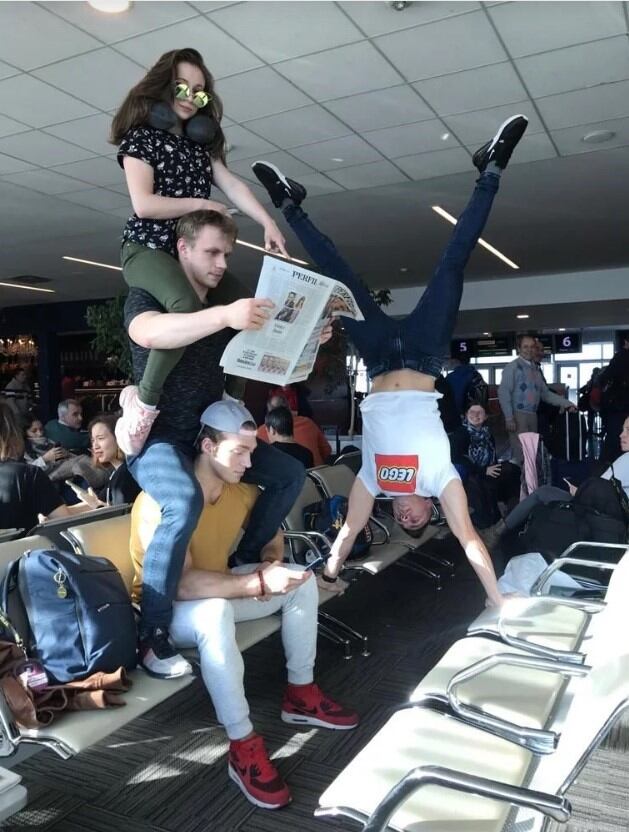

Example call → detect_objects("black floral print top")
118 125 213 257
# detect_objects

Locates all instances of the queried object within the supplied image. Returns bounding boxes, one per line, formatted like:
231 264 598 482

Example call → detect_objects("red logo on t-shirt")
375 454 419 493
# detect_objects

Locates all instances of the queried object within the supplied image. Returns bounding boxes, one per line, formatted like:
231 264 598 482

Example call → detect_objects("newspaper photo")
220 256 363 385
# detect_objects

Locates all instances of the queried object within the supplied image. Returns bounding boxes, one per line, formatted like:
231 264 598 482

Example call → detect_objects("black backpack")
1 549 137 684
513 476 628 561
303 495 373 561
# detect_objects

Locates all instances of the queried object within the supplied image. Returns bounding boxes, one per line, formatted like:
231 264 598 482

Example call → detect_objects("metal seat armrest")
368 514 391 544
532 556 618 597
444 652 589 753
281 531 330 559
497 602 589 663
334 764 572 832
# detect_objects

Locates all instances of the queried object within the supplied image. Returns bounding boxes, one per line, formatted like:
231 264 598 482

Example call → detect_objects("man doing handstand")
252 115 528 607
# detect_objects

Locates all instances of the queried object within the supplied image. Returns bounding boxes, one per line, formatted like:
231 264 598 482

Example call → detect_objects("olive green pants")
122 242 248 405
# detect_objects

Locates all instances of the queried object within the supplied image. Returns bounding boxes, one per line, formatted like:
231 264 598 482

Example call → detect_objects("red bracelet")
257 571 266 597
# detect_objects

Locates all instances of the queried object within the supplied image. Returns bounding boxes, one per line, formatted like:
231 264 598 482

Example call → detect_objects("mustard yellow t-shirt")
130 482 259 604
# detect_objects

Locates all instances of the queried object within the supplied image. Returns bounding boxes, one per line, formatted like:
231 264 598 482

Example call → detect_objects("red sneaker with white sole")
228 733 291 809
281 683 359 730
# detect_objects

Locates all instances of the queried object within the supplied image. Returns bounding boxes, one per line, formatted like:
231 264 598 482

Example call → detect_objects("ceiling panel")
50 157 124 187
242 105 351 149
365 119 458 158
443 102 544 145
222 124 277 162
59 188 131 212
0 169 92 195
43 114 117 157
515 37 629 99
0 61 19 81
375 11 507 82
339 1 479 38
227 150 315 183
289 135 384 171
488 1 627 58
217 68 311 121
500 131 558 166
211 2 363 63
0 114 29 139
551 116 629 156
536 80 629 131
43 1 198 43
292 172 345 198
0 154 35 176
0 132 96 166
326 159 408 190
0 75 97 128
393 146 472 180
113 15 262 77
325 86 434 132
32 49 145 112
0 2 100 70
415 62 527 116
275 41 403 100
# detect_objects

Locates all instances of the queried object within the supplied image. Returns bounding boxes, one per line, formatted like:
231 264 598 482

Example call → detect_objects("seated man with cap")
129 399 358 811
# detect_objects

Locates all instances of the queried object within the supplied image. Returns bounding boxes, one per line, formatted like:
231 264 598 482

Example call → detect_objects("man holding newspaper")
244 115 528 608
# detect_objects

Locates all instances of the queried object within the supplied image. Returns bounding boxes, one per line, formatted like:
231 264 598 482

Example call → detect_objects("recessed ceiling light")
63 240 310 270
331 157 344 163
483 332 491 336
516 314 529 319
399 267 408 273
440 132 450 141
582 129 616 144
0 281 55 293
558 327 566 332
431 206 519 269
88 0 131 11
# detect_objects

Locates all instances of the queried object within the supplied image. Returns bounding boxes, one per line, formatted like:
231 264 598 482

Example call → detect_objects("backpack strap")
0 559 20 619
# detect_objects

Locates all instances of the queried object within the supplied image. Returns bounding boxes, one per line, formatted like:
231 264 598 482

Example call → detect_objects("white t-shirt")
602 452 629 498
358 390 459 498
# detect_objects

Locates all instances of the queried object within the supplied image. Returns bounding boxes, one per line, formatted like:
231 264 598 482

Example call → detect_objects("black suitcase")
548 412 587 461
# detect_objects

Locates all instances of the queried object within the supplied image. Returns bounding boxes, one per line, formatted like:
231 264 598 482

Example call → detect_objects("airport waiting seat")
307 464 449 583
315 551 629 831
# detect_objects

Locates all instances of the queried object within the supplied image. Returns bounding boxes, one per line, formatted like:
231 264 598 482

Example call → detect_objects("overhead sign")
536 334 553 356
451 338 477 358
553 332 582 354
451 334 514 358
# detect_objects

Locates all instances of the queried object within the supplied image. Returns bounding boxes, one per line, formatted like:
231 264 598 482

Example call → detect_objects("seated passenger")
0 402 101 531
489 415 629 547
264 406 314 468
257 387 331 465
129 400 358 810
449 403 520 530
87 415 141 506
44 399 91 452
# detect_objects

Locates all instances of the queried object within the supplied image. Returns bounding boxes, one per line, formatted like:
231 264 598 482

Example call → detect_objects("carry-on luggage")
548 411 587 461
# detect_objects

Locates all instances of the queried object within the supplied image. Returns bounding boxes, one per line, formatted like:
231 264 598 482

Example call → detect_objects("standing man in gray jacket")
498 334 574 463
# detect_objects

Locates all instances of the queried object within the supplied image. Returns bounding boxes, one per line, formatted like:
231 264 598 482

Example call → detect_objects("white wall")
385 266 629 315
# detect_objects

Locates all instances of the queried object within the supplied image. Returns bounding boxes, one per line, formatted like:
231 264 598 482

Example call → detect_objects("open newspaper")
220 256 363 385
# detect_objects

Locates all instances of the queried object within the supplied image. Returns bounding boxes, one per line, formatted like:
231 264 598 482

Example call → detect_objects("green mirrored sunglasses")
174 82 211 109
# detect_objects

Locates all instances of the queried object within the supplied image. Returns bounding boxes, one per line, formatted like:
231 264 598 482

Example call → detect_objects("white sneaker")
115 385 159 456
139 628 192 679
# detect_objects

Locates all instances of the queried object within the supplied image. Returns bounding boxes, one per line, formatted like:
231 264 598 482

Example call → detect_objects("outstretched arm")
324 477 375 579
439 478 503 606
212 159 288 257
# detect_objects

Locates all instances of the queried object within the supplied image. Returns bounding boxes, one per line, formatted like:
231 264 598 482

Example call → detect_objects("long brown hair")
110 48 226 162
0 401 25 462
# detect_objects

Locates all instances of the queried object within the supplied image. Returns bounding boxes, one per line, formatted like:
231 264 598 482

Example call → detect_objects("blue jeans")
283 172 500 379
128 437 305 632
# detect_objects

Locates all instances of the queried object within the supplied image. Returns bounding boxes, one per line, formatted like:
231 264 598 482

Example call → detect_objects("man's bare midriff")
370 369 436 393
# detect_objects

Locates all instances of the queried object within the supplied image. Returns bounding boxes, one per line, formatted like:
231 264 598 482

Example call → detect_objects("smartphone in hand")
305 555 326 572
65 480 89 501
